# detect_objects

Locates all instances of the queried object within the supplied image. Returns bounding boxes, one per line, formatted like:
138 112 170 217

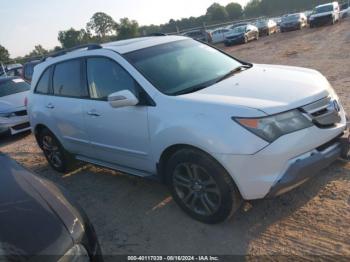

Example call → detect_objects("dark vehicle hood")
0 153 73 259
226 32 244 38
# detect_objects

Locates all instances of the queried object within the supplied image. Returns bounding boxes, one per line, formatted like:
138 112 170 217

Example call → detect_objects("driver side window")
86 57 138 100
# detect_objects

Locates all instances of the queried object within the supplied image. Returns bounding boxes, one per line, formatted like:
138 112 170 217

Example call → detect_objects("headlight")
233 110 313 143
58 244 89 262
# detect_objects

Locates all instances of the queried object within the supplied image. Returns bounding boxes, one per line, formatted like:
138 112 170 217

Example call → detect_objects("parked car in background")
226 22 248 31
255 19 278 36
0 77 31 135
0 153 102 261
182 29 211 42
280 13 308 32
340 2 350 18
272 17 283 27
0 64 23 78
309 2 340 27
208 28 231 44
224 24 259 46
22 60 41 83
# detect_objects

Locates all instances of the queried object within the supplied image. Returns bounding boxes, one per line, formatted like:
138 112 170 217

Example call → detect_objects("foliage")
226 2 243 19
26 45 48 58
0 45 10 63
86 12 117 38
206 3 228 22
117 18 139 40
58 28 91 49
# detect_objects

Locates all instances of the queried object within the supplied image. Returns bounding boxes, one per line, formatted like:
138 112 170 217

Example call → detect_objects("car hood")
0 153 73 259
226 32 244 38
0 91 28 113
184 64 331 115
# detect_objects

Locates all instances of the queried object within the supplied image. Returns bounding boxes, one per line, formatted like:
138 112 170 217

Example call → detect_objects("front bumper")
225 37 244 45
214 109 348 200
266 131 349 197
281 23 300 31
0 115 30 135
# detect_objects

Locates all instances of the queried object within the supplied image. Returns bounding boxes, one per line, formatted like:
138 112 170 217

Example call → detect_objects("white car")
0 77 31 135
208 28 232 44
310 2 340 27
28 37 350 223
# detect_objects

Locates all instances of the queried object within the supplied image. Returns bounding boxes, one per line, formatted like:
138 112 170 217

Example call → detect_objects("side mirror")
108 90 139 108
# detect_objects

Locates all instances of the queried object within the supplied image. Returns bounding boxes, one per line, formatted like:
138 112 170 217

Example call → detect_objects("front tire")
165 148 242 224
38 129 76 173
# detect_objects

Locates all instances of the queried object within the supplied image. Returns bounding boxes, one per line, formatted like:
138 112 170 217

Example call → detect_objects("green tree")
206 3 228 22
0 45 10 63
87 12 117 38
117 18 139 39
58 28 90 49
244 0 262 17
27 45 48 57
225 2 243 20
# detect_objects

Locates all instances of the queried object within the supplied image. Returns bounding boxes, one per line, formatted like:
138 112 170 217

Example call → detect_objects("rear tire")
38 128 77 173
165 148 242 224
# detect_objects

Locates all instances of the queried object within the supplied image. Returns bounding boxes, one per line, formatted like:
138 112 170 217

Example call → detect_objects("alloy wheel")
172 163 221 216
42 135 63 169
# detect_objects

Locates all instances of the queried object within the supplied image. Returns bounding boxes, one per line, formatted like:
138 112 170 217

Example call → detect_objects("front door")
82 56 152 172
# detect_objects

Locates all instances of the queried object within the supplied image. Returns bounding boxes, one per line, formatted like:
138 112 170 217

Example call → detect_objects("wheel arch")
34 124 61 148
157 143 242 197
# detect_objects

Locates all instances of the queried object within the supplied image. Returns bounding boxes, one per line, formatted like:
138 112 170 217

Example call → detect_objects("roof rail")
41 43 102 62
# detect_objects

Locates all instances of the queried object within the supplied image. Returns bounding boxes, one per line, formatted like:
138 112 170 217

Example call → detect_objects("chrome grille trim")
301 96 341 127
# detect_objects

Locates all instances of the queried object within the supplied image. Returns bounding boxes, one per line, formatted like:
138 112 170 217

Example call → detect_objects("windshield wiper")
172 83 212 96
215 64 252 84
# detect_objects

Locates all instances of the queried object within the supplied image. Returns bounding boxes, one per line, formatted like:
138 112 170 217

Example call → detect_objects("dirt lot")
1 19 350 259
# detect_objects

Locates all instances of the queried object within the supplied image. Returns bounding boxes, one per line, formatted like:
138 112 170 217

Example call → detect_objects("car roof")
316 2 336 8
102 35 188 54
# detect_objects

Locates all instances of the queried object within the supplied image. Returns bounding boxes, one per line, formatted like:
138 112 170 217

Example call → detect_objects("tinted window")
35 68 50 94
0 78 30 97
53 59 86 98
86 57 138 100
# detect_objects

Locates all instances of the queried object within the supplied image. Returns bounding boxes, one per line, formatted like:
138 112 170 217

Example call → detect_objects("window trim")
34 67 52 95
51 57 89 99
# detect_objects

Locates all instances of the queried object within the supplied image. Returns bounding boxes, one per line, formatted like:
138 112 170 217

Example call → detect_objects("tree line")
0 0 335 63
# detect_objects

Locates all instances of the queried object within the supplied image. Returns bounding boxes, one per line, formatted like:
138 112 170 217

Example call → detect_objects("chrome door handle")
46 103 55 109
87 110 100 117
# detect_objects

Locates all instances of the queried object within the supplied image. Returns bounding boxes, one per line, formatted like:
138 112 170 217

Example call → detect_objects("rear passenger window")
53 59 86 98
35 68 50 94
86 57 138 100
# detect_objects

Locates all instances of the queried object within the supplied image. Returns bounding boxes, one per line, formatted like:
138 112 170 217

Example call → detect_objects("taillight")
24 96 28 107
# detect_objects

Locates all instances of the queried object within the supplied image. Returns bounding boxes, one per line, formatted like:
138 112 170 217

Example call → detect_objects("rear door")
48 59 91 155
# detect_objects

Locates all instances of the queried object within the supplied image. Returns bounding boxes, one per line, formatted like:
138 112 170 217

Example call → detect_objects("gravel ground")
0 19 349 259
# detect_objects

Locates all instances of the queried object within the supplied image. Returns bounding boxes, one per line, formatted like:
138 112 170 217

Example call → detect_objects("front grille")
301 97 341 128
12 122 30 130
14 110 27 116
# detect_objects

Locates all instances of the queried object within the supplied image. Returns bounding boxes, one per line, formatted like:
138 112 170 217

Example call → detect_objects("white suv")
28 36 349 223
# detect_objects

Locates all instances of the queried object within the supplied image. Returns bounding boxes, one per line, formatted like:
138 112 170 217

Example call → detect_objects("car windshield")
282 14 300 22
256 20 267 26
0 78 30 97
232 26 246 33
315 5 334 13
125 39 242 96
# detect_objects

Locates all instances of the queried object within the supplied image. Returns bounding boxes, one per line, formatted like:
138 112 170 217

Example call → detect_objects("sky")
0 0 248 58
